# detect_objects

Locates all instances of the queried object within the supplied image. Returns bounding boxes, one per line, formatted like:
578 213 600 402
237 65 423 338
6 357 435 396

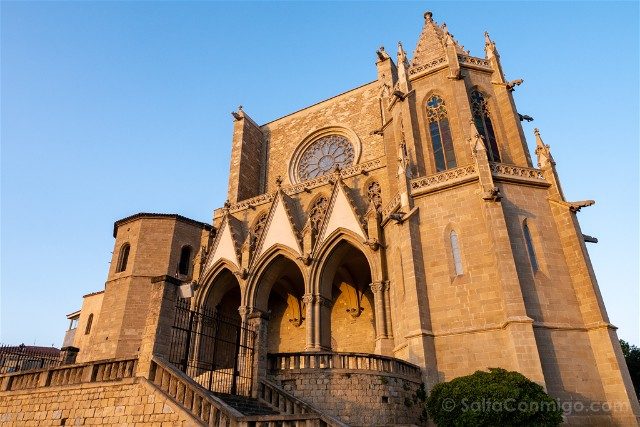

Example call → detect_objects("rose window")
297 135 355 181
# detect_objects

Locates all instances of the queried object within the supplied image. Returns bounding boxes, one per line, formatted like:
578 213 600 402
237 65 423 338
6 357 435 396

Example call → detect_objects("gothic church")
1 11 638 426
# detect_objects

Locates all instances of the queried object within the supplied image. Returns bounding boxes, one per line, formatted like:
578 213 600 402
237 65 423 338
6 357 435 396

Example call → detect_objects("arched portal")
193 268 243 392
253 255 306 353
320 241 375 353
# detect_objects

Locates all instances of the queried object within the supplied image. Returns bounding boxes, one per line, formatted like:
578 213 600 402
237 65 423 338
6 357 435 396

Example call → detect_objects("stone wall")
271 370 423 426
0 377 196 426
268 353 424 426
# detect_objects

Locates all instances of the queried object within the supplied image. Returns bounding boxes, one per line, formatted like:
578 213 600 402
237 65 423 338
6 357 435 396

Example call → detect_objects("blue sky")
1 2 638 347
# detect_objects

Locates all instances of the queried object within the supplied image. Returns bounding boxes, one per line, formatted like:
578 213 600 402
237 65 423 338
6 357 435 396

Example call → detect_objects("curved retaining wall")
267 352 425 426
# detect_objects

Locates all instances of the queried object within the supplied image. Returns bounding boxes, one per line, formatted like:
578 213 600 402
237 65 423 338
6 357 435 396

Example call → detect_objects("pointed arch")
196 260 244 312
314 234 376 353
246 245 308 311
247 247 307 353
470 89 501 162
116 243 130 273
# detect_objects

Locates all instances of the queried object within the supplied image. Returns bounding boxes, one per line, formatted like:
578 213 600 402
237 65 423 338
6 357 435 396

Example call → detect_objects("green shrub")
426 368 562 426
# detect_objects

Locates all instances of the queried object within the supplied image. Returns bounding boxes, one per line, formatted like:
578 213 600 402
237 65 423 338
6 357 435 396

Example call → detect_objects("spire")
484 31 498 59
412 11 465 67
534 128 555 168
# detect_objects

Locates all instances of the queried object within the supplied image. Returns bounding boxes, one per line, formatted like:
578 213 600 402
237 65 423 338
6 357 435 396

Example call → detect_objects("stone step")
214 393 281 416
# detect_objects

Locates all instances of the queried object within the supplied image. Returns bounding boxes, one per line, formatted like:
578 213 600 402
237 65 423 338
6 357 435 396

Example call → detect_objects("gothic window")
250 213 268 255
85 314 93 335
450 231 463 276
470 90 501 162
297 135 355 181
309 196 329 232
523 221 538 271
426 95 456 171
116 243 130 273
178 245 192 276
366 181 382 212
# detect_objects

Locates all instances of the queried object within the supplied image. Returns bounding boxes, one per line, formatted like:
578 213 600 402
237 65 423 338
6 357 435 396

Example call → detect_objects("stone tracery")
297 135 355 181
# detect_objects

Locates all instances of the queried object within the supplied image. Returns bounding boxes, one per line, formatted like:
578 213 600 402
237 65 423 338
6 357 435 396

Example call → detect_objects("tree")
426 368 562 426
620 339 640 398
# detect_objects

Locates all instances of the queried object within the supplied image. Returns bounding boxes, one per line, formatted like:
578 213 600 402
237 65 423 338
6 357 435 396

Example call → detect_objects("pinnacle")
411 11 465 67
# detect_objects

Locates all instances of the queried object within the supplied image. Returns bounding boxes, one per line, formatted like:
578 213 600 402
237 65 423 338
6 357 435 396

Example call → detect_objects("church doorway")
254 255 306 353
321 241 375 353
168 268 255 396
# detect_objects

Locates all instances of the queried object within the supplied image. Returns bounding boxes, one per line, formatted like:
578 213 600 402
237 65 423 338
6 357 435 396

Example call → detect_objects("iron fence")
168 299 255 396
0 344 61 374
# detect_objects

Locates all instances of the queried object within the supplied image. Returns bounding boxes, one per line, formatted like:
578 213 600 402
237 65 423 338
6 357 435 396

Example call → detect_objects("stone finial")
231 105 245 121
424 11 433 22
534 128 555 168
223 199 231 210
376 46 390 61
397 41 409 66
484 31 498 59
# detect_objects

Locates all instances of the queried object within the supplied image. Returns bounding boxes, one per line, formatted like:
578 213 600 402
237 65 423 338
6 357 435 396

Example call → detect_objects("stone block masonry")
0 378 198 426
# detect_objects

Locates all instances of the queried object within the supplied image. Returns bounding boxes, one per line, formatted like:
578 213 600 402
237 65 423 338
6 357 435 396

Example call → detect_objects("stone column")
246 309 269 398
315 295 332 351
370 281 393 355
302 294 315 350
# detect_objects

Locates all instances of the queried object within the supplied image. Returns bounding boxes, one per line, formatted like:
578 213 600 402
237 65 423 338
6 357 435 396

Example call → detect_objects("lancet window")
450 231 463 276
116 243 130 273
426 95 457 171
178 245 192 276
470 90 501 162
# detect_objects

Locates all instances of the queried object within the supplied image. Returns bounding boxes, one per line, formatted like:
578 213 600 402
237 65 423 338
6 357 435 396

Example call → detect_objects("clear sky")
1 2 638 348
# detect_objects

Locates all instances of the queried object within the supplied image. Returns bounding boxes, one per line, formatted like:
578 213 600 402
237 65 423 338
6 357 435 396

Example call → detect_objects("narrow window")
523 222 539 271
450 231 463 275
178 245 192 276
116 243 130 272
470 90 501 162
426 95 457 171
85 314 93 335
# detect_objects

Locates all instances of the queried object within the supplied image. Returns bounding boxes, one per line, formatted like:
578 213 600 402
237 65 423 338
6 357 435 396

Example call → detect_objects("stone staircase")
149 355 347 426
214 393 279 417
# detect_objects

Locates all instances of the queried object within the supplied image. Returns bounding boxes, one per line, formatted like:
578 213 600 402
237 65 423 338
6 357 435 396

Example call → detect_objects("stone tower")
79 214 212 362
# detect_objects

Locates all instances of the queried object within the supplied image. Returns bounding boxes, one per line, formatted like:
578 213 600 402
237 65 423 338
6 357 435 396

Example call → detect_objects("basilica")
1 11 638 426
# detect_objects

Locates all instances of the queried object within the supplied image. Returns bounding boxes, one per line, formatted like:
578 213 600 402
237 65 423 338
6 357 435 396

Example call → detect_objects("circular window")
297 135 355 181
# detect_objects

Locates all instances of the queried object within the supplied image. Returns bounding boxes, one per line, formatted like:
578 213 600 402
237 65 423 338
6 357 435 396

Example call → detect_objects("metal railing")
168 300 256 396
0 344 61 374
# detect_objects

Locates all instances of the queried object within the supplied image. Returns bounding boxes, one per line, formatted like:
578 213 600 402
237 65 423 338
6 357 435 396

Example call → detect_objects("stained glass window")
297 135 355 181
426 95 457 171
470 90 501 162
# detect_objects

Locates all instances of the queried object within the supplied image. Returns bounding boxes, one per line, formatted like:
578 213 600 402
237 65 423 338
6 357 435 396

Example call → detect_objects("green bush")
426 368 562 426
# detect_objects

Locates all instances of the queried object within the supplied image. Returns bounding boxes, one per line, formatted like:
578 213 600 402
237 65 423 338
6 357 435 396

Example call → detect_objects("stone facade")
2 9 639 426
